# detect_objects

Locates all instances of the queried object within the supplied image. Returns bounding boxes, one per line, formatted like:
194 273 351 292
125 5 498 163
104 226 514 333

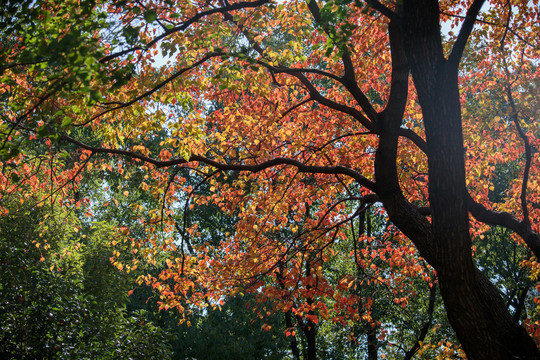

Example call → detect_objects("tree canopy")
1 0 539 358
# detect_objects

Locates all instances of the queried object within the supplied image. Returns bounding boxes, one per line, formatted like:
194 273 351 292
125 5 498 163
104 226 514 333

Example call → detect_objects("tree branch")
366 0 399 21
374 18 436 266
503 60 531 228
305 0 378 123
99 0 271 63
467 195 540 258
403 282 437 360
448 0 486 66
78 51 225 126
440 11 538 50
60 134 377 192
277 70 376 133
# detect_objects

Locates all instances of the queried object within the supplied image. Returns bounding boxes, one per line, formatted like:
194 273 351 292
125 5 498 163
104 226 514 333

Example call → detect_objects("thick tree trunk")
394 1 540 358
374 3 539 359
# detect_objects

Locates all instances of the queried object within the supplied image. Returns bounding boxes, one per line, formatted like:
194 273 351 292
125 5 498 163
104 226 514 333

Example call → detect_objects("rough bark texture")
379 1 540 358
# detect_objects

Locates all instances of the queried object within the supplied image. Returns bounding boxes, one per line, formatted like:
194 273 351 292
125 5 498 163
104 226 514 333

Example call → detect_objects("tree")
1 0 539 359
0 190 173 359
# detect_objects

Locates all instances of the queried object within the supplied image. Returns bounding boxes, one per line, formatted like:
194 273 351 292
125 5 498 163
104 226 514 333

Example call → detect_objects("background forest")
1 0 539 359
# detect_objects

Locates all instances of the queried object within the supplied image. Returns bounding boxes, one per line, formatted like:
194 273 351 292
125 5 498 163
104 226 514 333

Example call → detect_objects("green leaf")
123 26 140 44
90 90 102 102
10 172 20 182
37 125 50 138
61 116 73 128
144 10 158 23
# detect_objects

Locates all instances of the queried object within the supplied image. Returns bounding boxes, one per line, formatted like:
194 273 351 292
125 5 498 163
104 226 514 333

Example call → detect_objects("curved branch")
78 51 225 126
448 0 486 66
440 11 538 50
466 195 540 258
366 0 399 21
306 131 373 154
280 70 376 133
398 128 427 153
305 0 379 123
271 66 345 83
171 169 221 272
504 65 531 228
99 0 271 63
1 83 64 151
61 134 376 192
403 282 437 360
281 97 314 118
257 61 377 132
99 47 143 64
21 152 93 213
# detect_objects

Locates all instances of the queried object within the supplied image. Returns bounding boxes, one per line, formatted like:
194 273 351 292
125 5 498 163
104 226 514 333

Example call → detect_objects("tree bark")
367 326 378 360
277 264 302 360
283 310 301 360
390 1 540 358
300 259 318 360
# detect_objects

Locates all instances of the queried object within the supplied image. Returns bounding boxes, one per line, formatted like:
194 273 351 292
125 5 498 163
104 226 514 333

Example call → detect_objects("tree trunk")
304 320 317 360
395 1 540 358
301 259 318 360
367 326 378 360
277 263 302 360
284 311 301 360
